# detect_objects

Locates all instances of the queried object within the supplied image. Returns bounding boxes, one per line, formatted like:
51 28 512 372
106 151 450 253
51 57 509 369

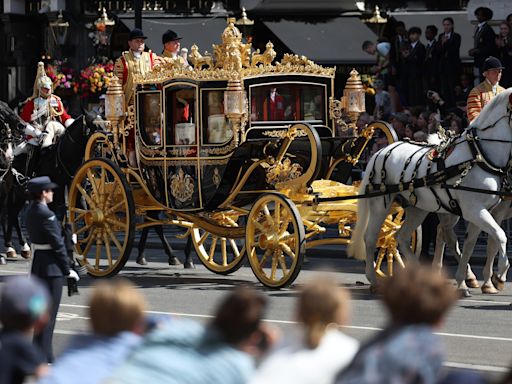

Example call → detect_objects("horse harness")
361 112 512 216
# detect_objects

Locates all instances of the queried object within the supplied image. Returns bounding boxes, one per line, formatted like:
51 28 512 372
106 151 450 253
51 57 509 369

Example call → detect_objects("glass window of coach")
165 85 197 146
138 92 162 146
202 90 233 145
250 83 326 123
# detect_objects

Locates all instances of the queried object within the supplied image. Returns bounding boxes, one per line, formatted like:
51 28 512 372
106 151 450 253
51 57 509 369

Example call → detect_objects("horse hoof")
136 256 148 266
168 256 182 266
184 261 195 269
458 288 472 298
20 250 31 259
369 285 380 294
0 256 6 265
465 278 480 289
481 284 499 294
5 248 16 259
491 274 505 291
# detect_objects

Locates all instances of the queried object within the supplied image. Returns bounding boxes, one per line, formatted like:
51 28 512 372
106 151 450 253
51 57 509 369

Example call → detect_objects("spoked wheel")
68 158 135 277
246 193 305 289
191 213 246 275
375 206 422 277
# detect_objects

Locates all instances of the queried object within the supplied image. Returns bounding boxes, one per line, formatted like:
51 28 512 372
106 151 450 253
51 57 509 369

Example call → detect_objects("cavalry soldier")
114 28 157 167
15 62 74 164
467 56 505 123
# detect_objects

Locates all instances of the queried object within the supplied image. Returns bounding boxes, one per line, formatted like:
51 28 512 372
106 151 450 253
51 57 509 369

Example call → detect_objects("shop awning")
262 17 377 65
119 16 229 55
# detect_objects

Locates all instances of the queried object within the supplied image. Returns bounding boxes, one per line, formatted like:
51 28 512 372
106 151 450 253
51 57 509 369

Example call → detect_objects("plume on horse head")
470 88 512 130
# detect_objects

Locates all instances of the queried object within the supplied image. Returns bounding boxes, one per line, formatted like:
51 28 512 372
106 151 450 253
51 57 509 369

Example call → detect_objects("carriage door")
163 82 201 210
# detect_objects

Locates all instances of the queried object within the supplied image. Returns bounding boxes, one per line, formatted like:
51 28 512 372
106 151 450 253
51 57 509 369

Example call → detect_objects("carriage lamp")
224 78 247 144
105 75 125 146
329 69 365 135
235 7 254 43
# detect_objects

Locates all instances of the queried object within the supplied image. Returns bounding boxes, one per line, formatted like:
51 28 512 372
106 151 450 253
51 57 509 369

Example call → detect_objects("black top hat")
27 176 59 194
128 28 147 41
162 29 182 44
482 56 504 72
474 7 493 20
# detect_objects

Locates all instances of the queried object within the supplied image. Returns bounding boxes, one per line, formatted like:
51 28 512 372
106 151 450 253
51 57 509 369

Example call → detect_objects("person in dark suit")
469 7 497 84
389 21 409 104
401 27 426 107
25 176 79 363
423 25 440 94
438 17 461 107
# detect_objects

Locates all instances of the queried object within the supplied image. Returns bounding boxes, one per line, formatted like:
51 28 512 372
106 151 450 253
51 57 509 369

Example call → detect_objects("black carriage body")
134 74 369 212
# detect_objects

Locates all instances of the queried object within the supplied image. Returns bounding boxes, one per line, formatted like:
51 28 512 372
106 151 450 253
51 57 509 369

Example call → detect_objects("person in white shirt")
249 278 359 384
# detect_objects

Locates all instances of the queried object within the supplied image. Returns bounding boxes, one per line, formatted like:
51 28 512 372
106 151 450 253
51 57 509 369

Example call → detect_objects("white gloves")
67 269 80 281
24 124 42 138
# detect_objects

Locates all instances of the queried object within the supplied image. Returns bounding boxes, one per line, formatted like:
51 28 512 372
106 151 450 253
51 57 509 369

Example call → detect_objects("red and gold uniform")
466 80 505 123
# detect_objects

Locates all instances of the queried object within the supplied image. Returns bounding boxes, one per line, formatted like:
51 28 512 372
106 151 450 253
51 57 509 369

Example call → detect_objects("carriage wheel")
84 132 116 162
246 193 305 288
68 158 135 277
374 207 422 278
190 215 246 275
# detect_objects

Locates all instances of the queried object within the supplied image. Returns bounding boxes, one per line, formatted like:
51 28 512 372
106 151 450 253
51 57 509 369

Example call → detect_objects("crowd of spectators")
361 8 512 142
4 266 502 384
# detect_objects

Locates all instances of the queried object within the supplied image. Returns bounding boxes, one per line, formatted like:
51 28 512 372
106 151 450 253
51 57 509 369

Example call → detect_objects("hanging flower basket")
79 61 114 99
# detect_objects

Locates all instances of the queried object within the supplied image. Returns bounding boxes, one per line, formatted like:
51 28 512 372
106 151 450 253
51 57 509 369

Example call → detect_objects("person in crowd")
438 17 462 107
469 7 497 84
404 124 416 140
401 27 426 107
467 56 506 123
0 276 50 384
455 73 472 106
335 266 457 384
249 278 358 384
355 112 372 134
415 111 429 133
106 286 275 384
496 22 512 88
25 176 79 363
37 279 146 384
362 40 390 87
136 211 182 266
448 115 464 135
423 25 439 93
390 112 408 139
114 28 157 167
161 29 191 68
373 79 392 120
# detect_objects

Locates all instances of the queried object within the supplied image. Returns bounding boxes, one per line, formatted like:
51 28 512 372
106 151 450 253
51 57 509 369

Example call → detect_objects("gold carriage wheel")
84 132 116 162
68 158 135 277
374 207 422 278
190 222 246 275
246 193 305 289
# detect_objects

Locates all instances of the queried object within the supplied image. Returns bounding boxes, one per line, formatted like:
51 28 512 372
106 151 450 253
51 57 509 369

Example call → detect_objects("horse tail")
347 153 377 261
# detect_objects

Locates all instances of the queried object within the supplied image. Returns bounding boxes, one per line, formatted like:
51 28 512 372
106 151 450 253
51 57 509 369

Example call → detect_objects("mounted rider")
14 62 74 163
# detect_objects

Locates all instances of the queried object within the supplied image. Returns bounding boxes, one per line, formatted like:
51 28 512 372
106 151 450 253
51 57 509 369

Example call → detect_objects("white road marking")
443 362 508 373
60 304 512 341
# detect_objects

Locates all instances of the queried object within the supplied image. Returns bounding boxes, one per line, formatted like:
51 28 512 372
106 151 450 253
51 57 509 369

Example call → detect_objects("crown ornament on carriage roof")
134 18 335 84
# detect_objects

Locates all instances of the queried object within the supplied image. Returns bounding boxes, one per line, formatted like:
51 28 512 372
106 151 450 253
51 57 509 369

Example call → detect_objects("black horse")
0 112 96 261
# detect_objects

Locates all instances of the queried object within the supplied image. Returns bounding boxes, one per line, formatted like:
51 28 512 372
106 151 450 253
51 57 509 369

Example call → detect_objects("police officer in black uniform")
25 176 79 363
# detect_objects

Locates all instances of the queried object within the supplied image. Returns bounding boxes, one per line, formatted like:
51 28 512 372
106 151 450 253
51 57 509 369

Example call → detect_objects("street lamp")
363 5 387 37
94 8 116 47
235 7 254 43
49 10 69 46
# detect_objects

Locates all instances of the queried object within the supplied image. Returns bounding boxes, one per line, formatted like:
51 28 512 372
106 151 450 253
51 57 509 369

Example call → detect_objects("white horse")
349 89 512 289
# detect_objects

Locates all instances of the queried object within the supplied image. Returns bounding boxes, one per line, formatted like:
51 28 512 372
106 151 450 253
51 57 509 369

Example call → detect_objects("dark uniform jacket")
473 22 496 69
26 202 70 277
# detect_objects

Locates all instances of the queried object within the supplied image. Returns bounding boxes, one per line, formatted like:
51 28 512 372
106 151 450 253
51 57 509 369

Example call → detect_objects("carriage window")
250 83 325 123
165 85 197 146
202 90 233 144
138 92 162 146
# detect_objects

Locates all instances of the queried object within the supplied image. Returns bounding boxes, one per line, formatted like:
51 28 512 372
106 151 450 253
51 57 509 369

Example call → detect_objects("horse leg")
396 207 428 263
461 209 508 294
183 236 195 269
155 225 182 266
432 214 449 273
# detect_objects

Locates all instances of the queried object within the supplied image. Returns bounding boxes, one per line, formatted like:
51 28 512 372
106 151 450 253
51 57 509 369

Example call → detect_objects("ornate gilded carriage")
69 19 416 287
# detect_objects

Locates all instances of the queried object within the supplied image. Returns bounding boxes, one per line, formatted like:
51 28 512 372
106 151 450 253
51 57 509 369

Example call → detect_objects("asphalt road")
1 241 511 382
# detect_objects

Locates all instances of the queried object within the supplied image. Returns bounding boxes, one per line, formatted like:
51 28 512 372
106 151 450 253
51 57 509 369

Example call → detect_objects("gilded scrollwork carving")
170 167 195 203
266 157 303 186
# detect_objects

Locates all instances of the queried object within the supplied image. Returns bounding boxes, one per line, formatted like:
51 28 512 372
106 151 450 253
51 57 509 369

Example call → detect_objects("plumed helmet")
30 62 53 100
